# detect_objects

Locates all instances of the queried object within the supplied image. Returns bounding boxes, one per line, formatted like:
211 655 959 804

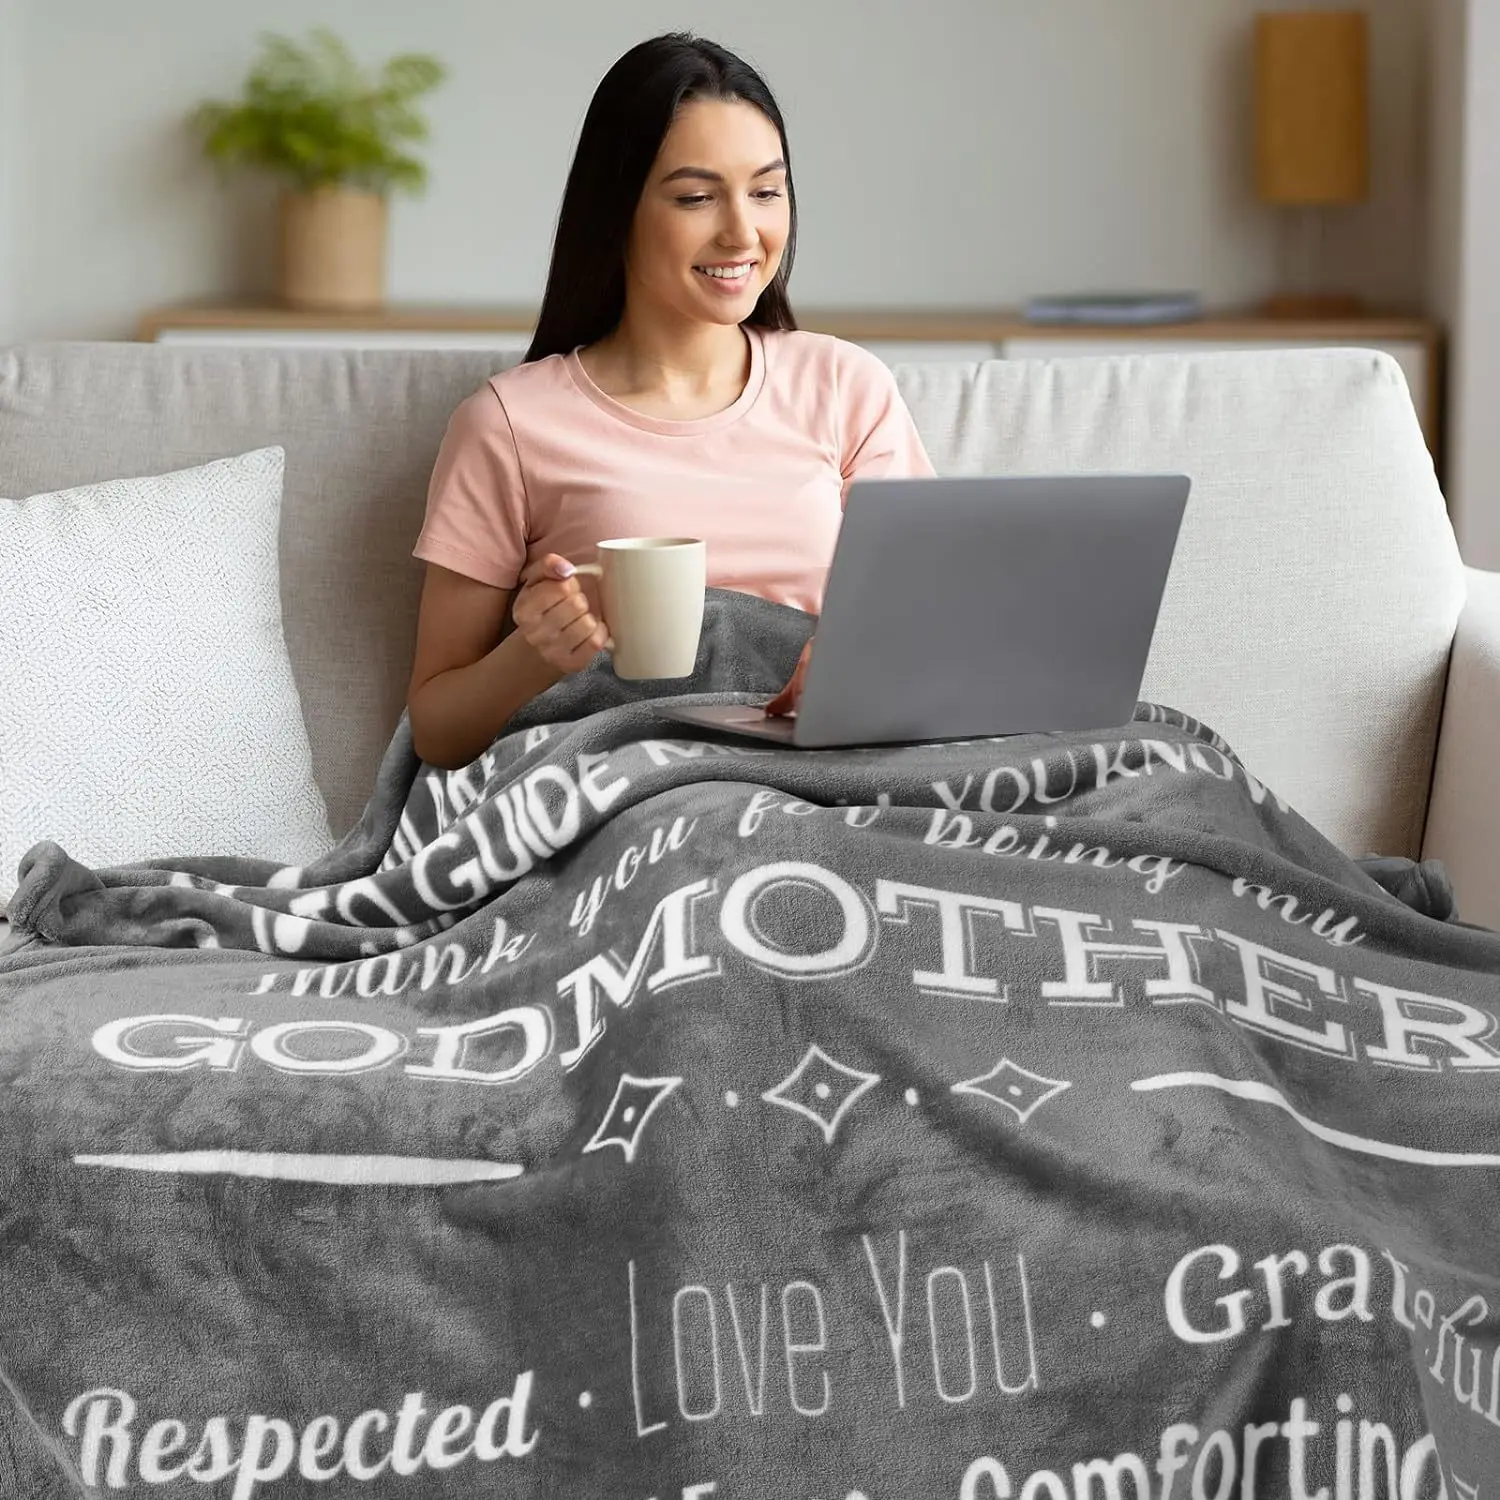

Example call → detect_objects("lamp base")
1261 292 1366 320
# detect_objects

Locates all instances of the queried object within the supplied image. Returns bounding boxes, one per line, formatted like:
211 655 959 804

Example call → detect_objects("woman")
407 32 933 770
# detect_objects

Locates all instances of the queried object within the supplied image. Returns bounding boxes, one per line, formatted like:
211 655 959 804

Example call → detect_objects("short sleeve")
833 340 937 502
412 383 530 590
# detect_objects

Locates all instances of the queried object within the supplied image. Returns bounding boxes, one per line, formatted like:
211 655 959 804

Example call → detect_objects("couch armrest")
1422 565 1500 930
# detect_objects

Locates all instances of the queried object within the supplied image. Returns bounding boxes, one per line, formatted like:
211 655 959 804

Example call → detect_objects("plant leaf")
191 28 446 195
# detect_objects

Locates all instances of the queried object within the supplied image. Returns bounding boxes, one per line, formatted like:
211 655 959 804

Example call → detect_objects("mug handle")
569 564 613 650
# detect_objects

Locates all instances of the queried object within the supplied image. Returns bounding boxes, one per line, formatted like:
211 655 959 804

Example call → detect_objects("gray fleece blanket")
1 588 1498 1500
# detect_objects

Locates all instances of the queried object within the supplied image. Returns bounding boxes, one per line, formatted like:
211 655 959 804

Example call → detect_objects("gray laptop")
659 473 1191 749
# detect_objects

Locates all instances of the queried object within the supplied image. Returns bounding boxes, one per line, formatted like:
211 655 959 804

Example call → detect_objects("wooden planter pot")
278 187 387 310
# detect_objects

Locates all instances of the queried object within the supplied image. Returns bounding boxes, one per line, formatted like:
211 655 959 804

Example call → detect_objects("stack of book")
1023 293 1203 325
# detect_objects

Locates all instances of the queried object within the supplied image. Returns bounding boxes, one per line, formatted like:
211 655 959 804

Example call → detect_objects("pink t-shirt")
412 326 934 615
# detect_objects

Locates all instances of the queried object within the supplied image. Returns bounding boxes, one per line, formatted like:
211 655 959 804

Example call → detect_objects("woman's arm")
406 565 563 770
408 381 586 768
408 555 612 769
835 341 936 495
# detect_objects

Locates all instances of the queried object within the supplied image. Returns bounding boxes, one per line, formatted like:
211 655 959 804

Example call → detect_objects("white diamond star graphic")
953 1057 1071 1125
582 1073 682 1164
762 1044 881 1144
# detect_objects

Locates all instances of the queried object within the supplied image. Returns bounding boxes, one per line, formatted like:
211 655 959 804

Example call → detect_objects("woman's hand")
511 554 611 675
765 637 813 717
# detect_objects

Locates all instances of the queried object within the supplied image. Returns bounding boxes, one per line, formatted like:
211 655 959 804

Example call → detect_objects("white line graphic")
73 1152 524 1185
1132 1072 1500 1167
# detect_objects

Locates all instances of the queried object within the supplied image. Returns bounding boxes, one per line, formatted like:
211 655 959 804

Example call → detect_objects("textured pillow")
0 447 334 912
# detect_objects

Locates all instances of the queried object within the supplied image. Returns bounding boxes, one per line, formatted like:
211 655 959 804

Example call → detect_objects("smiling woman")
526 37 799 366
405 33 934 771
574 96 791 422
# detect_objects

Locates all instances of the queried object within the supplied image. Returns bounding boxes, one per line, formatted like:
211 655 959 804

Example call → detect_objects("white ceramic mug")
573 537 707 680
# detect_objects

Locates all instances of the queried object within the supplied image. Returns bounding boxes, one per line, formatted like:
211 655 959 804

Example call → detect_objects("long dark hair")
524 34 798 362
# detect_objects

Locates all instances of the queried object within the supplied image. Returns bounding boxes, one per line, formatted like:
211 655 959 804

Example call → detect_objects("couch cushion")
0 343 1463 858
0 446 332 908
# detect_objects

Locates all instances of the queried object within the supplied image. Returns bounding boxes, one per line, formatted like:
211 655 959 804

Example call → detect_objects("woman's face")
626 97 791 332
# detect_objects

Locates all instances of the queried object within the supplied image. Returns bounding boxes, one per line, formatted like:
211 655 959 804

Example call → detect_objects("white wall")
0 0 1428 343
0 0 20 340
1430 0 1500 568
1427 0 1464 330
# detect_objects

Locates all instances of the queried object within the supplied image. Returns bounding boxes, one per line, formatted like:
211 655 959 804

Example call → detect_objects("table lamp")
1254 9 1369 318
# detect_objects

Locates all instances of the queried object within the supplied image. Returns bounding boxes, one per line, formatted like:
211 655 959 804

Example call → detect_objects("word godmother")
101 867 1496 1083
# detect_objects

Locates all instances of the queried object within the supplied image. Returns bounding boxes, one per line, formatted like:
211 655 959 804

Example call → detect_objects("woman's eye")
674 189 783 207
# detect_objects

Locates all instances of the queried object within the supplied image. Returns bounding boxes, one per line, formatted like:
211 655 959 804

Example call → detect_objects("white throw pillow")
0 447 334 912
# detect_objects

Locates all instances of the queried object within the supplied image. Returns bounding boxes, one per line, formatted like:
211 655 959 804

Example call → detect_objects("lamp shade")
1254 10 1369 205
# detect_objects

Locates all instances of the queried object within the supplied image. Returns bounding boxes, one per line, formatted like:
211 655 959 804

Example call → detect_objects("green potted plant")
194 29 447 310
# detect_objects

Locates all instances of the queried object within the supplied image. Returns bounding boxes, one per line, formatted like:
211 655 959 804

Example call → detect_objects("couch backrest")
0 343 1463 859
904 350 1464 862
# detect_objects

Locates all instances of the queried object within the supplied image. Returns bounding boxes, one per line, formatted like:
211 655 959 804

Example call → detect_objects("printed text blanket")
2 590 1499 1499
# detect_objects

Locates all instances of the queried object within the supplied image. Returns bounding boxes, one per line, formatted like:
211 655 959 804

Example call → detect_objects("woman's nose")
718 202 755 248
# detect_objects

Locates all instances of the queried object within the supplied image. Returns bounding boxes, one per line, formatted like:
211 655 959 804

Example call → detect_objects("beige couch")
1 340 1496 927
